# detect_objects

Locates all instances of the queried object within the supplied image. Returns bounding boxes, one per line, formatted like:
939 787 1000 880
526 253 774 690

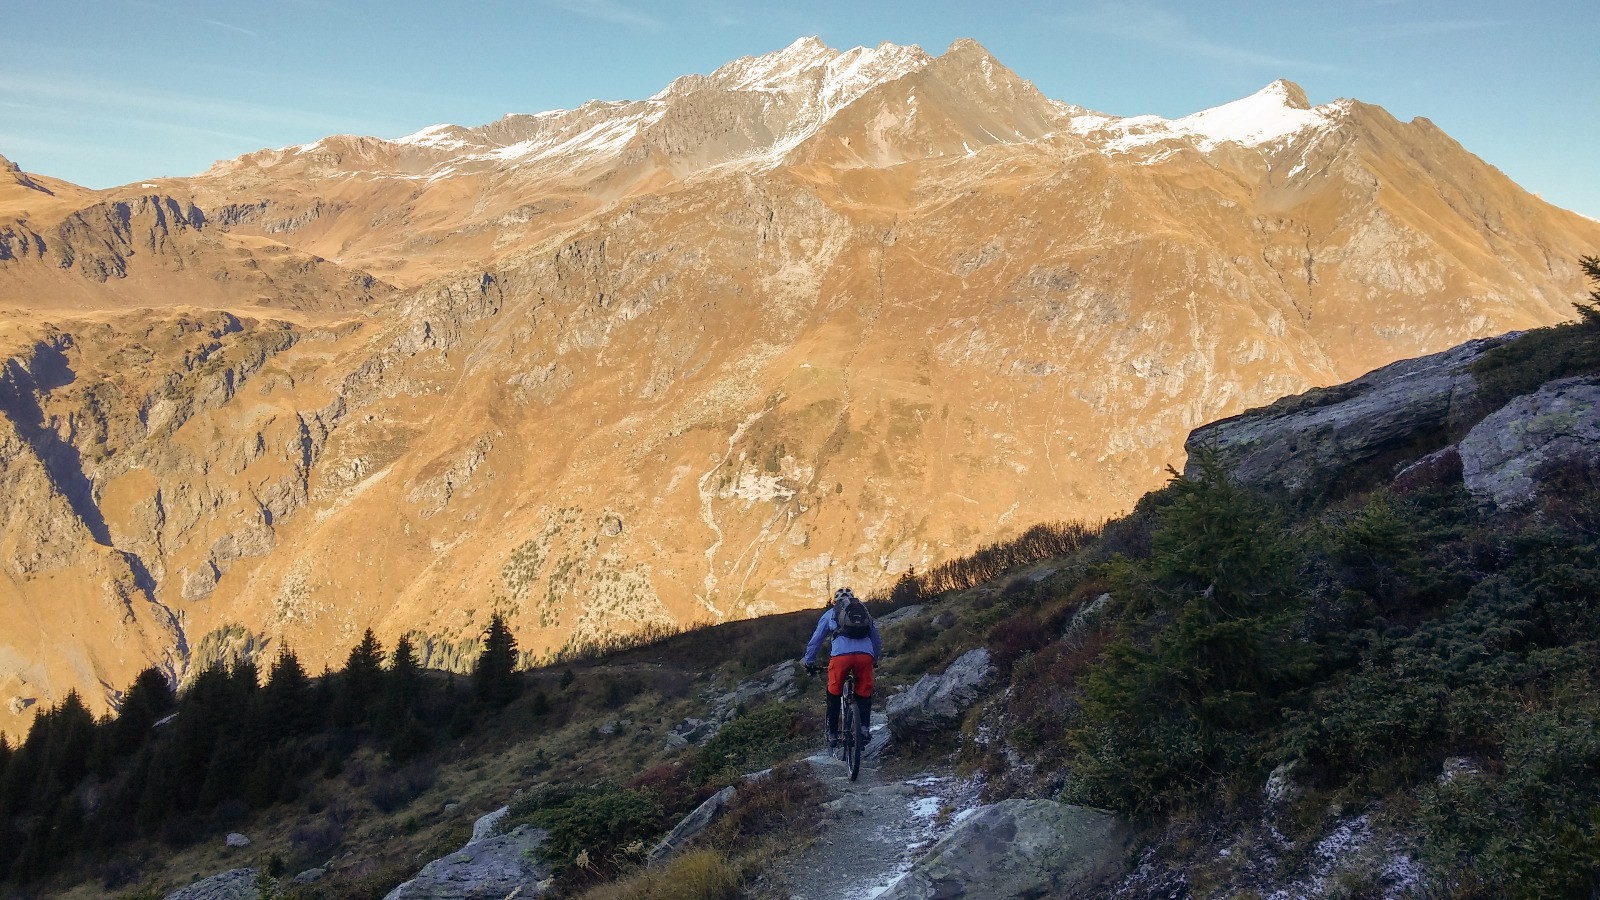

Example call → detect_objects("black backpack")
835 599 872 639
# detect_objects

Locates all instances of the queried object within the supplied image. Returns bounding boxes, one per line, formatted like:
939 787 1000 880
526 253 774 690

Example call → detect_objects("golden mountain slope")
1 39 1596 735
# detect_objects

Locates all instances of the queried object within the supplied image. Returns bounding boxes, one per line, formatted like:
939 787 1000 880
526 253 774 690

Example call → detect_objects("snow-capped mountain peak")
1071 78 1343 156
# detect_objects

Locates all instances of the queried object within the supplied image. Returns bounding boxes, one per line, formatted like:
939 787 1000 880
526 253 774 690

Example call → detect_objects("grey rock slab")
164 868 260 900
876 604 926 626
707 659 803 722
1186 334 1513 494
471 805 509 843
864 722 893 759
1459 376 1600 509
292 867 326 885
646 784 736 868
1439 756 1483 784
886 647 995 740
1265 760 1305 807
1062 592 1113 644
224 832 250 849
384 808 550 900
877 799 1133 900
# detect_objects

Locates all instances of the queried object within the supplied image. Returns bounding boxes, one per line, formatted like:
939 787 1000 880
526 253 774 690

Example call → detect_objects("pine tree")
1579 255 1600 326
110 667 176 758
260 649 317 738
472 613 520 709
378 635 424 736
889 567 921 604
42 693 95 801
334 629 385 727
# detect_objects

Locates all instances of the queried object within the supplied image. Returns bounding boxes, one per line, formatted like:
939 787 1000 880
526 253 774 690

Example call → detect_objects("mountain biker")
803 587 881 748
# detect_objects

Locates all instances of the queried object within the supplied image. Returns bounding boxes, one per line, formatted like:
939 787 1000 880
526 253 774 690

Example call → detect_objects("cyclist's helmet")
833 587 857 605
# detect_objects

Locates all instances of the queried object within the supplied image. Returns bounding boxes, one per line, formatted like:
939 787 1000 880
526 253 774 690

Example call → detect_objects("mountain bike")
838 669 863 781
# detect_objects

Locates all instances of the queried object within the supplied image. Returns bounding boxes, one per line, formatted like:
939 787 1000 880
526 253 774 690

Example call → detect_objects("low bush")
706 761 824 843
501 781 661 876
986 611 1054 677
690 704 809 785
368 765 436 815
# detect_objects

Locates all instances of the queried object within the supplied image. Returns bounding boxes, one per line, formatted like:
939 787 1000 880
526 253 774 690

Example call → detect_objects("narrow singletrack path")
758 725 983 900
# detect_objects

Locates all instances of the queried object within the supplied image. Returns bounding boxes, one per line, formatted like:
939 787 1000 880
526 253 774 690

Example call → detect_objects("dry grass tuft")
575 849 739 900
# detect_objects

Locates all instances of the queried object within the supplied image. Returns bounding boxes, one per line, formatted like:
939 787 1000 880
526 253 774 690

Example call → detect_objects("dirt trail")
758 724 983 900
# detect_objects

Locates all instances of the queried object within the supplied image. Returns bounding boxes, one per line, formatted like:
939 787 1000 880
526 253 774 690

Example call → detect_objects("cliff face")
2 39 1598 734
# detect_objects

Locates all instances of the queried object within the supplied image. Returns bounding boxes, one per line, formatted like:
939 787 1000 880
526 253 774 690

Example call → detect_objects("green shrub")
690 704 808 785
501 781 662 874
1418 694 1600 898
1466 319 1600 428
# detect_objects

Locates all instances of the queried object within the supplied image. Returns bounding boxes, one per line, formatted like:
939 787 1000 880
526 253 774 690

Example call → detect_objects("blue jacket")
803 607 882 665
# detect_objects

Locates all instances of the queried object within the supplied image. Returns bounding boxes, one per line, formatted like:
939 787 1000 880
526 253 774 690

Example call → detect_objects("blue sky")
3 0 1596 217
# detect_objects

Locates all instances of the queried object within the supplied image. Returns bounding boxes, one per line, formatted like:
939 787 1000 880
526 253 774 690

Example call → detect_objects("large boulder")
164 868 260 900
878 799 1133 899
1185 335 1511 494
886 648 995 740
1459 376 1600 509
384 806 550 899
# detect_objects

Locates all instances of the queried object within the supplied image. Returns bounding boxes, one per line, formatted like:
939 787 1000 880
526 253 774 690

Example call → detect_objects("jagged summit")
1261 78 1313 110
678 35 932 99
1069 77 1344 153
0 154 50 196
233 37 1047 184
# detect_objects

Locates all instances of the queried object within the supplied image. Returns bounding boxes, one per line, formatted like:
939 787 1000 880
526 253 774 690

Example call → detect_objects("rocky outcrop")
876 604 926 627
667 659 804 749
164 868 260 900
646 785 736 868
1459 376 1600 509
384 806 550 899
1186 336 1513 495
886 648 995 740
51 195 206 282
878 799 1132 899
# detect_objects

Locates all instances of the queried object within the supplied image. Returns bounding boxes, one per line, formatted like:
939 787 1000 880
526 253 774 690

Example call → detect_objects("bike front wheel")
841 696 862 780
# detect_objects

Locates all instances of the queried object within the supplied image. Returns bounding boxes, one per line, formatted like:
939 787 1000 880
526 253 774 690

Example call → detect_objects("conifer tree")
110 667 175 758
41 693 95 804
378 635 424 735
260 648 317 738
472 613 520 709
1578 255 1600 325
889 567 921 604
334 629 385 727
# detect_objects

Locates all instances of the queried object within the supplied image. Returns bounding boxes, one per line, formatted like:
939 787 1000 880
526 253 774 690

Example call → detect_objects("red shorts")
827 652 874 698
